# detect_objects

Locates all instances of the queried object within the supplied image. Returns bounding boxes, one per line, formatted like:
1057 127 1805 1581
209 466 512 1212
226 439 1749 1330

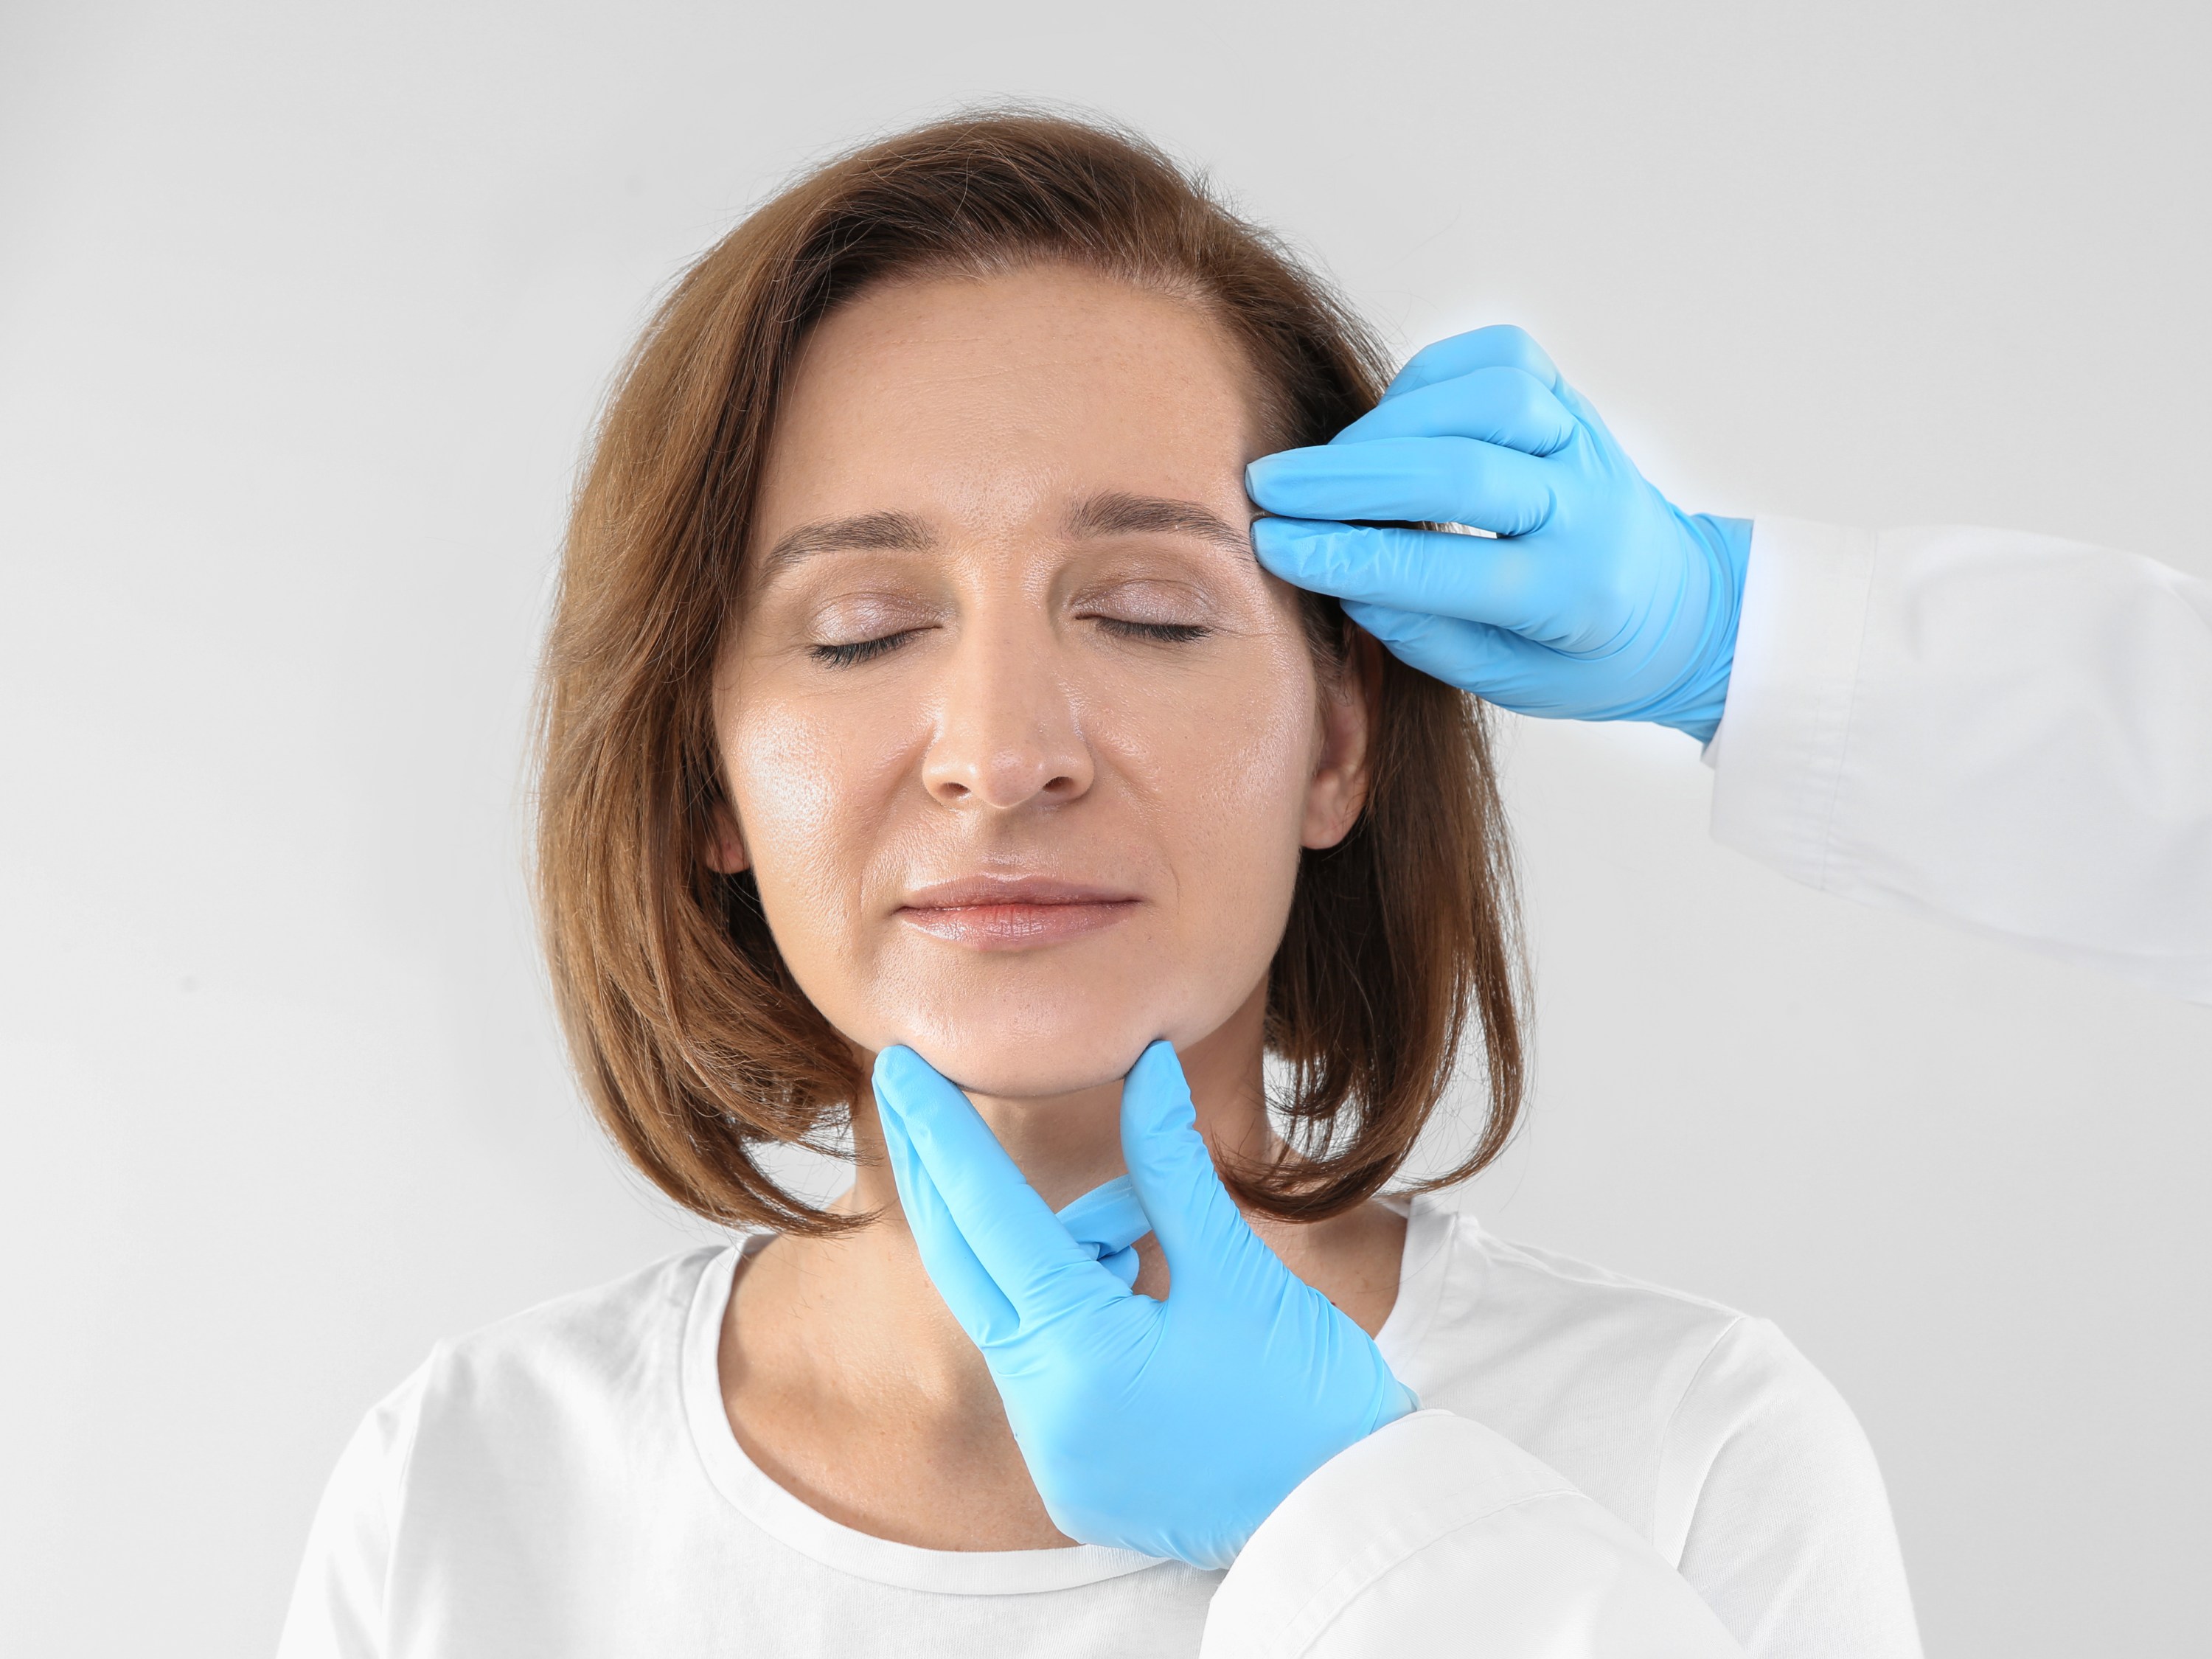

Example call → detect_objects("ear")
702 799 751 874
1301 630 1381 850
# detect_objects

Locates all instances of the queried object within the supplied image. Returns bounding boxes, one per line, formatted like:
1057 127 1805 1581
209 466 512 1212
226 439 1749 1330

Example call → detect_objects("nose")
921 623 1094 811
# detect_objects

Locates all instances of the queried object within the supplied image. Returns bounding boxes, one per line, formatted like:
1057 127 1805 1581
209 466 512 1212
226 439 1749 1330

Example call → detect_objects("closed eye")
1094 619 1211 645
809 629 922 667
810 619 1209 665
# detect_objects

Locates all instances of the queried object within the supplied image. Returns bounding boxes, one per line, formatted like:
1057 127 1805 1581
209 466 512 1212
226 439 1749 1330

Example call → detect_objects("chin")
922 1050 1141 1102
880 1009 1158 1102
849 967 1233 1102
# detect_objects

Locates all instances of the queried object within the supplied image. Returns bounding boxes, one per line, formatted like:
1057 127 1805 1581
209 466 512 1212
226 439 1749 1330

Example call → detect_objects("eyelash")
809 632 917 668
807 619 1210 667
1097 618 1211 646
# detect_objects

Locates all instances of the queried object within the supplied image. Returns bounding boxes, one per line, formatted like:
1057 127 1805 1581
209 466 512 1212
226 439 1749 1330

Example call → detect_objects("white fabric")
1708 519 2212 1003
1208 1413 1744 1658
278 1193 1916 1658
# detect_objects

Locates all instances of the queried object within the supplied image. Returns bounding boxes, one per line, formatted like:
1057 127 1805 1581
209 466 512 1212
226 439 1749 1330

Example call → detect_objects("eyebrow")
753 491 1251 584
1062 491 1252 556
756 510 935 583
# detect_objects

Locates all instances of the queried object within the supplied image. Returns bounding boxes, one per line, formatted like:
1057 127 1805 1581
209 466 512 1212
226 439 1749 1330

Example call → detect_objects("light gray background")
4 2 2208 1655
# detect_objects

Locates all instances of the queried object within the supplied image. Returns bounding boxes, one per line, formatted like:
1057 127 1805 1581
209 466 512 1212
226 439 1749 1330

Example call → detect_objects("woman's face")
712 264 1369 1099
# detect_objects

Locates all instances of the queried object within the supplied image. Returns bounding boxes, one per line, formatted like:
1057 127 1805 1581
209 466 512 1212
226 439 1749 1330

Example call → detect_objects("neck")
814 980 1273 1402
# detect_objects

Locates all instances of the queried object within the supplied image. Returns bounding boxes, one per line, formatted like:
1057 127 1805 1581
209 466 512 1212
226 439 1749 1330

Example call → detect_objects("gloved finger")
872 1046 1123 1324
1056 1175 1152 1254
1343 600 1573 706
1381 324 1559 402
1056 1175 1151 1289
875 1098 1020 1346
1253 519 1574 639
1329 367 1576 457
1095 1243 1141 1290
1245 438 1554 537
1117 1040 1262 1295
1548 375 1621 448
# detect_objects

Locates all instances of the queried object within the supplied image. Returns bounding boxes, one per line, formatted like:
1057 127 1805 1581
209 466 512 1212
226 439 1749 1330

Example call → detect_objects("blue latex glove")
871 1040 1417 1570
1245 324 1751 742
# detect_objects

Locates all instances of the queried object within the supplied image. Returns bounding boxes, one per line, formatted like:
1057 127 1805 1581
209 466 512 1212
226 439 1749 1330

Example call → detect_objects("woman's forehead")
754 266 1264 543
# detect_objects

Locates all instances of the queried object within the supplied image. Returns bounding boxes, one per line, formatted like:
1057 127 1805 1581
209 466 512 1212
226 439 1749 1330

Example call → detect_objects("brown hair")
535 109 1523 1236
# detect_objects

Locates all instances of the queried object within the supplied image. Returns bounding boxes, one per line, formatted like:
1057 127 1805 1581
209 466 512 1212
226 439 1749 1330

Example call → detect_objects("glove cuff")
1651 512 1752 741
1371 1374 1421 1433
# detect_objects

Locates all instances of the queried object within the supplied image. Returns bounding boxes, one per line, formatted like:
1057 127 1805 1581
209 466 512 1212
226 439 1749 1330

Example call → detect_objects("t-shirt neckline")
678 1189 1456 1594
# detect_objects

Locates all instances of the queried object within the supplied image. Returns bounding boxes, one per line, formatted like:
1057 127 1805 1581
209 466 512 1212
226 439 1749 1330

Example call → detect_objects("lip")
897 875 1141 951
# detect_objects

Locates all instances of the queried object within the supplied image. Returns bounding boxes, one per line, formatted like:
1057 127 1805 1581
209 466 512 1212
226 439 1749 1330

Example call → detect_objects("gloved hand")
871 1040 1417 1571
1245 324 1751 742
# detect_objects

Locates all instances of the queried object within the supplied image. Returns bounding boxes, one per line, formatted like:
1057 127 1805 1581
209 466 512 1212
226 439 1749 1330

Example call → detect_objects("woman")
279 111 1918 1657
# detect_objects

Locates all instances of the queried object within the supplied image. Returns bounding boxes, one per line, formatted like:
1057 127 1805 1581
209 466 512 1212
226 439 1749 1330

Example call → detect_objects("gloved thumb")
1117 1040 1261 1296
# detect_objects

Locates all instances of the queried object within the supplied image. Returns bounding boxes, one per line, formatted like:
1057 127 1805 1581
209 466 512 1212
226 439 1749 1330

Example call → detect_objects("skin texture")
712 265 1407 1551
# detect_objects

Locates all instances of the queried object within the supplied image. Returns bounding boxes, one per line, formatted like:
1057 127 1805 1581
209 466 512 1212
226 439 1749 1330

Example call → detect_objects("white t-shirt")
278 1192 1919 1657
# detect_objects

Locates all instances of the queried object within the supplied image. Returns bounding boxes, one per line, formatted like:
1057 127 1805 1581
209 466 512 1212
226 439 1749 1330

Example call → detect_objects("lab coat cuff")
1703 518 1878 891
1200 1411 1577 1658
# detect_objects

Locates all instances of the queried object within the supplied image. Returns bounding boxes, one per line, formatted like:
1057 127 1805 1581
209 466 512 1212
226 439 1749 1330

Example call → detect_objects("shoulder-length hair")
535 108 1523 1237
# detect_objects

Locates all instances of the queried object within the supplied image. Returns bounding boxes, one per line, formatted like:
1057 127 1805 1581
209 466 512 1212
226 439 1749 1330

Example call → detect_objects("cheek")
720 691 905 991
1096 636 1321 932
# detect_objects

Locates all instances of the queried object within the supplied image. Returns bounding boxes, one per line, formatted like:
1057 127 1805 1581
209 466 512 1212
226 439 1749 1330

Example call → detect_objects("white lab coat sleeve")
1200 1411 1746 1658
1705 519 2212 1003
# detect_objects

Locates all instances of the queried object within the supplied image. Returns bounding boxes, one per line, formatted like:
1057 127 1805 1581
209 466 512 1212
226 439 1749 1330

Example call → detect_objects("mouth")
896 874 1141 951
